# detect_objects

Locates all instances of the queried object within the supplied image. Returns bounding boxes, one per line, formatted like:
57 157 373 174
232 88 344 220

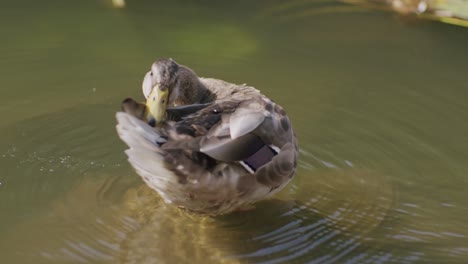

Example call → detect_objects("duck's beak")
145 84 169 125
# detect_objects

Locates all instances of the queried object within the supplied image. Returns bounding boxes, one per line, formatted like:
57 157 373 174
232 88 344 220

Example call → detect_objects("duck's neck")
194 80 216 104
172 68 216 106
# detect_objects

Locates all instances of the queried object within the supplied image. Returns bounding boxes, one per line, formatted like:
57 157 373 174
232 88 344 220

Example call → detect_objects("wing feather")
194 99 269 161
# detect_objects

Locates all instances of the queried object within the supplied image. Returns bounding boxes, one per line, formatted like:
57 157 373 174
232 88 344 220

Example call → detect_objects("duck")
116 58 298 215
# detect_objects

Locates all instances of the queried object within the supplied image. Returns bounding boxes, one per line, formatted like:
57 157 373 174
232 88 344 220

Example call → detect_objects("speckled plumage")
116 59 298 215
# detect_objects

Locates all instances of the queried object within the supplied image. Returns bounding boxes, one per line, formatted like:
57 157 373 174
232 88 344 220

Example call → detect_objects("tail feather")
115 112 177 202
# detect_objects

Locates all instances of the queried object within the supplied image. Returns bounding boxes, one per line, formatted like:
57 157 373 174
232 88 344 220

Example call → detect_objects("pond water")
1 0 468 263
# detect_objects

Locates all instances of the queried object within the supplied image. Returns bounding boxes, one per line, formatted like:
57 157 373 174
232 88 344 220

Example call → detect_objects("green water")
1 0 468 263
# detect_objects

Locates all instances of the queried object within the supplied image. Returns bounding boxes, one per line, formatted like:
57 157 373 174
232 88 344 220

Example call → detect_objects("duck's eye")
150 72 153 76
161 99 165 104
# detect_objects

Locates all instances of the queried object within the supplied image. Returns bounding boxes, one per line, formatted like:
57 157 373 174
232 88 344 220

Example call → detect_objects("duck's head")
142 58 210 124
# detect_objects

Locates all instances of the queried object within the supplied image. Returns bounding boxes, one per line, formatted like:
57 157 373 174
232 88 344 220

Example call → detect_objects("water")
1 0 468 263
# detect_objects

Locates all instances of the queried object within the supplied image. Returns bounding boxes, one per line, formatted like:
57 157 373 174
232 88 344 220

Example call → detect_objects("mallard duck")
116 58 298 215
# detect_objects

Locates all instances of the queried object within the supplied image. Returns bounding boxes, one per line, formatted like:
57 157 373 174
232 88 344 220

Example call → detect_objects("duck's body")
117 59 298 215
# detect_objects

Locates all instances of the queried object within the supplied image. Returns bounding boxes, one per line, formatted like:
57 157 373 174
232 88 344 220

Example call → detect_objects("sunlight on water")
1 0 468 263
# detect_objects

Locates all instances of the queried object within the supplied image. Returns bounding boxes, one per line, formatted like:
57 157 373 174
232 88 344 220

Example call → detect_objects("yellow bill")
145 84 169 124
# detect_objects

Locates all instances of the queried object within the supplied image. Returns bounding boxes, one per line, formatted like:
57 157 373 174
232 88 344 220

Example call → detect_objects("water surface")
1 0 468 263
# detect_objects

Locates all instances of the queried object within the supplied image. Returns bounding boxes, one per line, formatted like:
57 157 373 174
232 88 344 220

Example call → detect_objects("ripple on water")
0 103 399 263
288 94 468 262
2 101 468 263
0 105 126 205
0 104 142 263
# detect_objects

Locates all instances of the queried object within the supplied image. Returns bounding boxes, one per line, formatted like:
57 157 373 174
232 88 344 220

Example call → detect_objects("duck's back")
117 78 298 215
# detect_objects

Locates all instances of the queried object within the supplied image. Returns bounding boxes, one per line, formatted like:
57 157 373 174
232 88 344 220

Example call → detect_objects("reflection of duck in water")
116 58 299 215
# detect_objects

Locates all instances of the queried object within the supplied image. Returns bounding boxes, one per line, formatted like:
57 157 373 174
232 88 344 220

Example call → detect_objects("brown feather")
117 59 298 215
